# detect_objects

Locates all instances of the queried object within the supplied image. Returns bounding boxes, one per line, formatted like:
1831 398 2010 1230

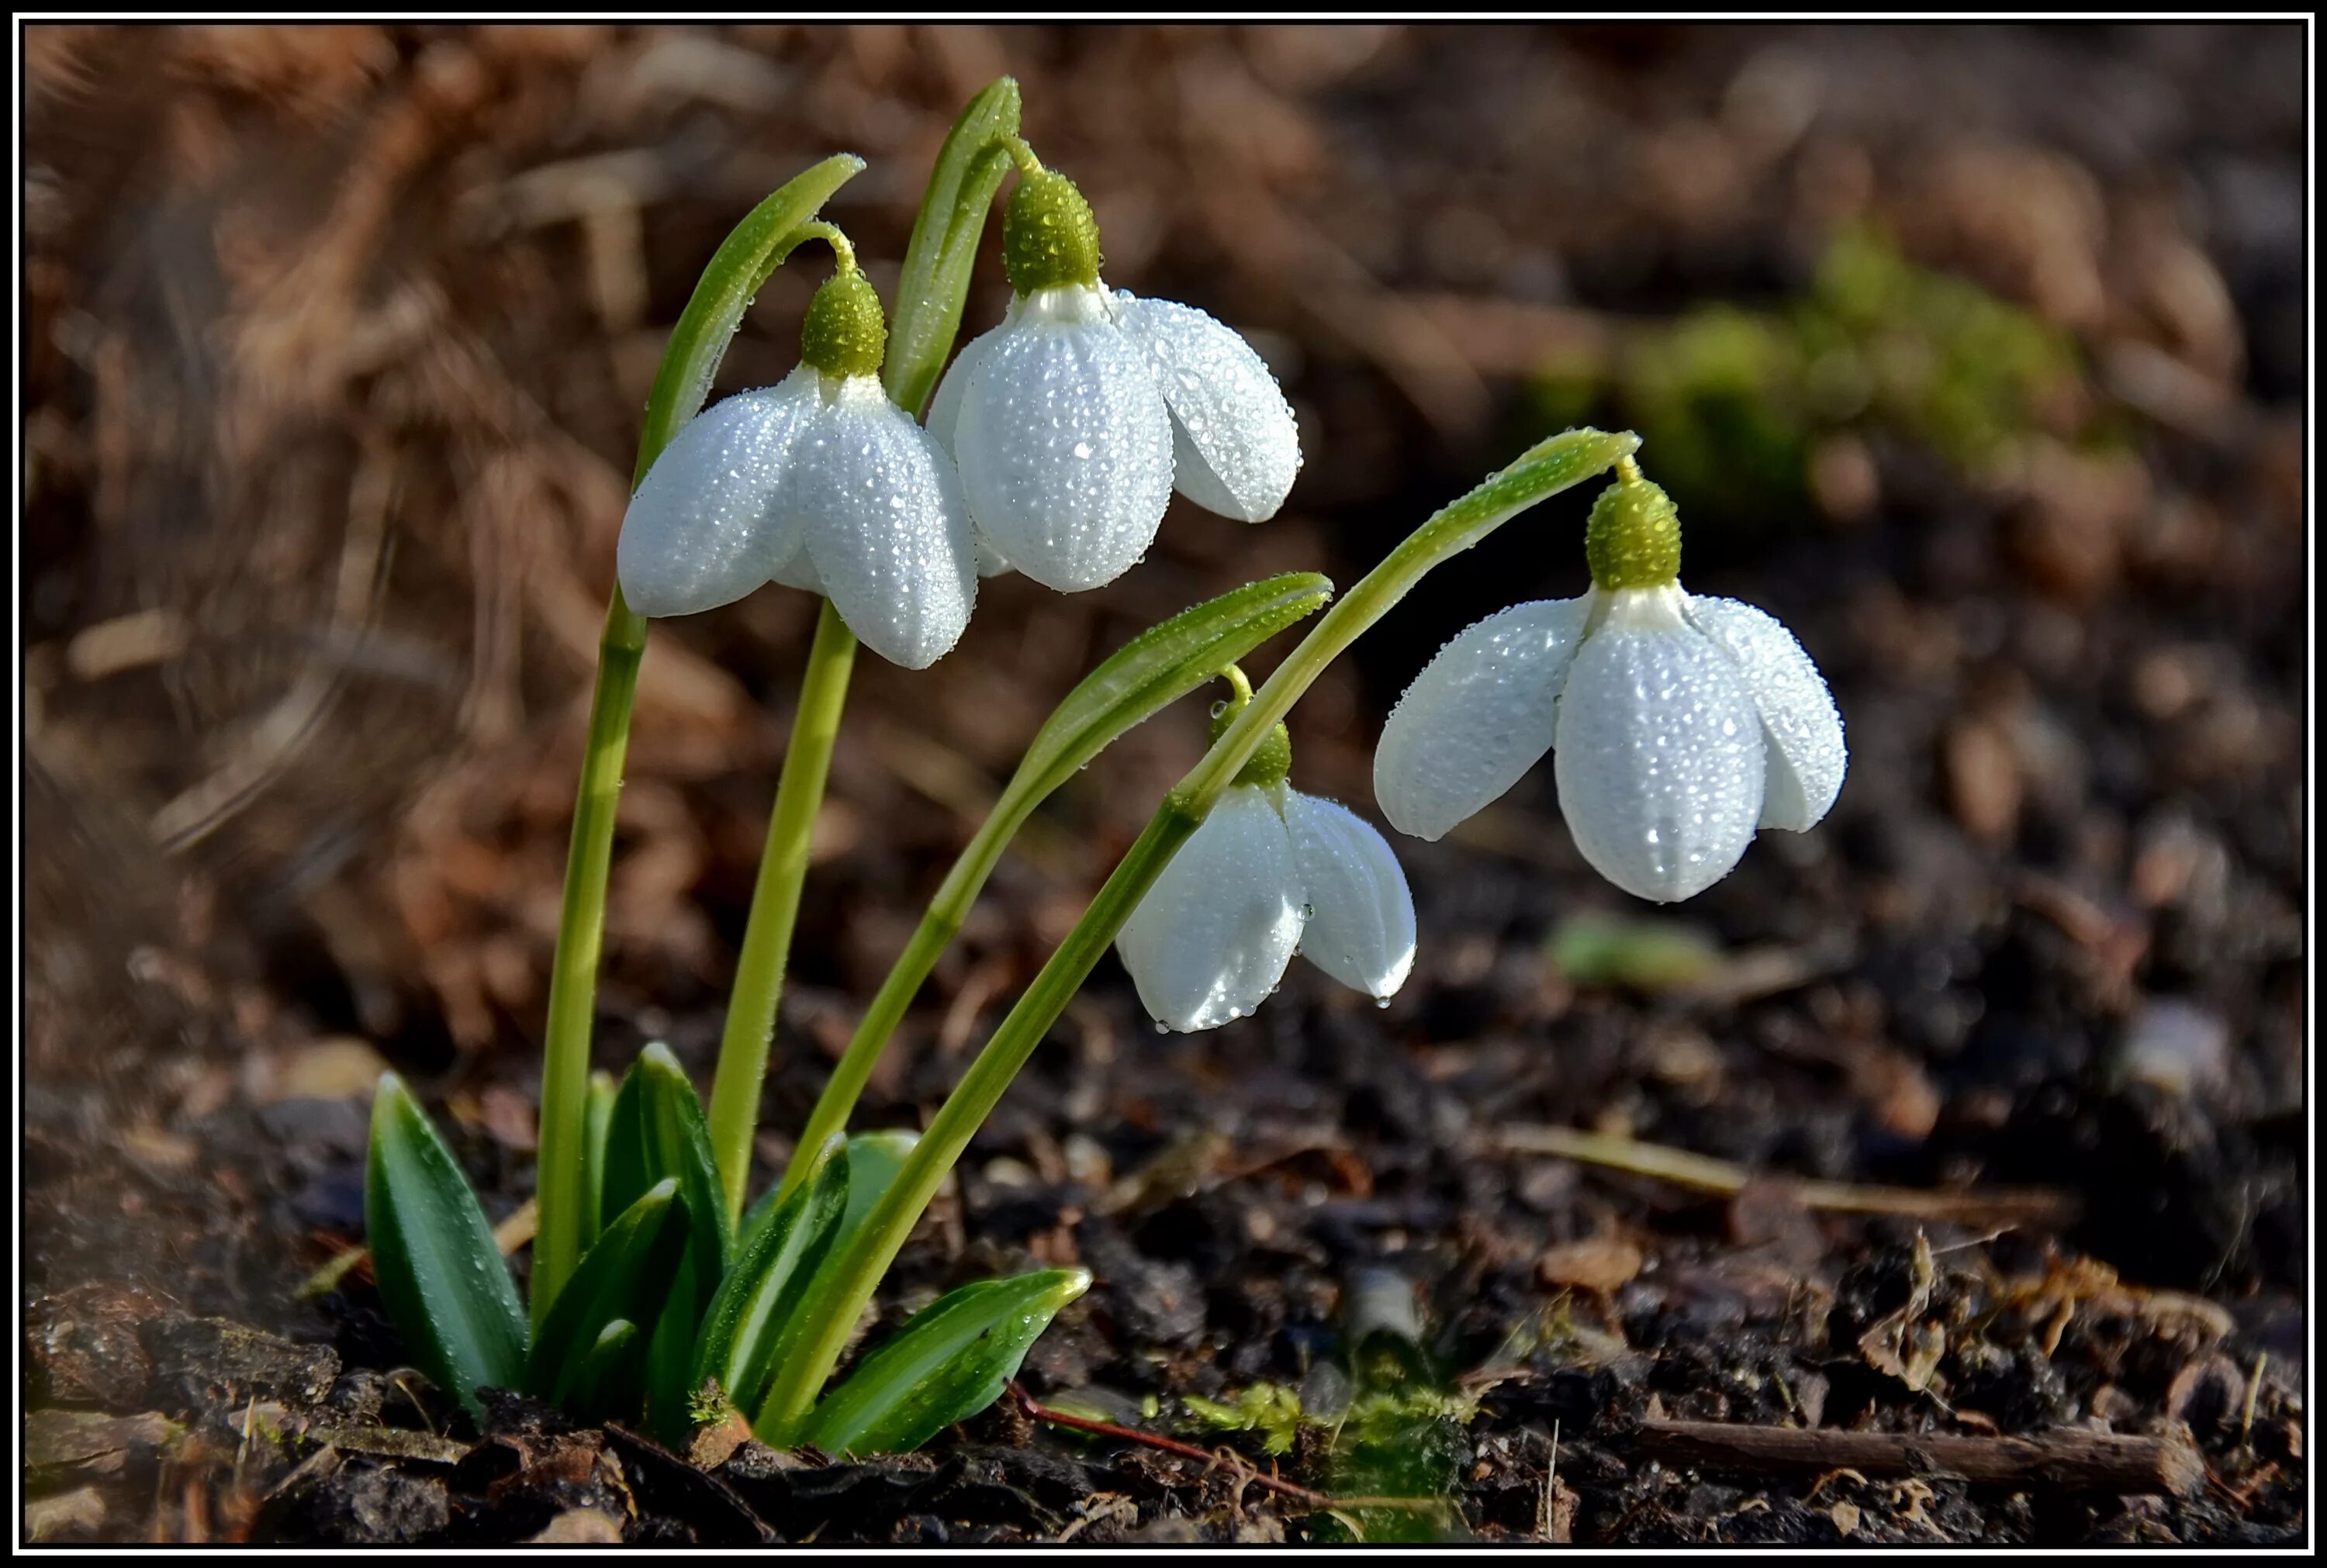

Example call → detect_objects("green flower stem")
755 427 1639 1436
533 592 648 1328
701 81 1025 1219
529 152 868 1326
706 598 859 1218
773 775 1022 1204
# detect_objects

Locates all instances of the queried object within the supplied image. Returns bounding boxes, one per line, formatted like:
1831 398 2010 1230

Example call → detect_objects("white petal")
1285 793 1416 999
1114 787 1304 1033
1552 587 1765 903
768 547 825 595
615 370 817 617
1685 595 1847 831
972 533 1015 579
789 380 977 670
925 322 1003 456
952 288 1174 592
1112 291 1302 523
1372 597 1596 841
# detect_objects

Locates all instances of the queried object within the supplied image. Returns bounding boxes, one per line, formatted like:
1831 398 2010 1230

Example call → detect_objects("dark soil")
22 22 2307 1545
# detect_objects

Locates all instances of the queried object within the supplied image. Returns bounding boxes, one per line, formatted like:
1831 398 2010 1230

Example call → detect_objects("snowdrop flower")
617 261 977 670
928 166 1302 592
1374 461 1845 903
1117 698 1415 1033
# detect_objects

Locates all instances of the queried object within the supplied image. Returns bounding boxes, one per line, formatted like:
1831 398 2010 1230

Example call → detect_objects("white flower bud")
1115 784 1414 1033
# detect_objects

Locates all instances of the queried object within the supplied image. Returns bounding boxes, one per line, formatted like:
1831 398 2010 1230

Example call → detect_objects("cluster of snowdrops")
358 81 1845 1459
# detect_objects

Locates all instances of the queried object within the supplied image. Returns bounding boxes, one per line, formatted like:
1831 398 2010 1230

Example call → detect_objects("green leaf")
794 1268 1091 1455
600 1044 731 1290
749 1128 917 1259
881 76 1021 417
579 1069 617 1256
599 1046 735 1435
755 1130 920 1407
831 1129 920 1245
526 1177 687 1398
364 1073 528 1423
1008 573 1334 808
693 1136 850 1418
554 1318 644 1419
633 151 867 485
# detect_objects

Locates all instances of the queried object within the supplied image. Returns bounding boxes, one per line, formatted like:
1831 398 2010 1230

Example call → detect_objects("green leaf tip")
794 1267 1092 1455
365 1072 528 1423
631 150 869 488
881 78 1023 414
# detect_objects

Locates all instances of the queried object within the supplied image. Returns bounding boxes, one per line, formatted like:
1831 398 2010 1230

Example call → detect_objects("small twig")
2241 1352 2266 1442
1008 1382 1333 1508
1499 1125 2078 1228
1008 1382 1447 1519
1540 1418 1559 1544
1635 1419 2204 1497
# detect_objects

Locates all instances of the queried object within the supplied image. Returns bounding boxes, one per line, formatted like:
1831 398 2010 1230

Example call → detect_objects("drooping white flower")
926 168 1301 592
1116 714 1416 1032
1373 466 1845 903
616 268 977 671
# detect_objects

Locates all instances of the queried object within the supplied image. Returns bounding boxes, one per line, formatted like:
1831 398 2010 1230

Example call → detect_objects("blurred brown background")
22 22 2305 1328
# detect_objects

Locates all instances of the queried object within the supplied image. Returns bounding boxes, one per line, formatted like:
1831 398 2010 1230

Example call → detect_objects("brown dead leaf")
1539 1235 1645 1293
1858 1232 1946 1393
260 1037 389 1103
530 1508 626 1544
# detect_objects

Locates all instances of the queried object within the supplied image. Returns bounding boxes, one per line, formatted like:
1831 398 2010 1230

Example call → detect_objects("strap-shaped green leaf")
881 76 1021 417
831 1129 920 1245
600 1044 731 1288
365 1073 528 1422
579 1069 616 1257
526 1177 686 1398
554 1318 644 1419
794 1268 1091 1455
598 1046 734 1433
753 1129 920 1419
694 1137 850 1418
1007 573 1333 810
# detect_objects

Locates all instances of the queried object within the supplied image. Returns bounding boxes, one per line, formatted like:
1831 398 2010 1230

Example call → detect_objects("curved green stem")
527 154 866 1325
774 779 1020 1203
704 81 1024 1216
754 427 1639 1435
707 598 859 1217
772 574 1334 1200
531 589 648 1328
